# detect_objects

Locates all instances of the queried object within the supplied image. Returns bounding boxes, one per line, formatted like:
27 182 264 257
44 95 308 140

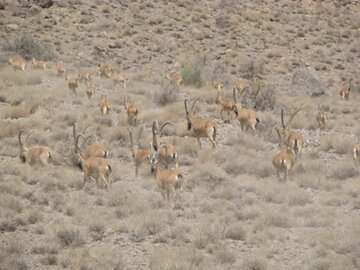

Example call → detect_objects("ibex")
9 56 26 71
75 152 112 190
352 137 360 165
167 74 183 86
127 127 151 177
212 80 223 91
339 83 351 100
279 108 304 159
78 69 92 83
272 128 297 181
232 88 260 132
111 71 127 88
18 130 52 166
32 59 47 69
215 88 235 121
56 62 66 76
148 144 184 209
98 63 113 78
85 81 95 100
152 120 178 168
316 105 327 131
124 97 139 126
184 99 216 148
65 71 79 98
72 123 109 164
100 95 110 115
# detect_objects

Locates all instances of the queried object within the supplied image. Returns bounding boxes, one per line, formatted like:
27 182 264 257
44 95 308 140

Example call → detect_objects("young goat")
167 74 183 86
100 94 110 115
98 63 113 78
18 130 52 166
148 144 184 209
85 81 95 100
32 59 47 69
65 71 79 98
339 84 351 100
124 97 139 126
111 71 127 88
316 105 328 131
128 127 151 177
9 56 26 71
56 62 66 76
215 88 235 121
152 120 178 168
184 99 216 148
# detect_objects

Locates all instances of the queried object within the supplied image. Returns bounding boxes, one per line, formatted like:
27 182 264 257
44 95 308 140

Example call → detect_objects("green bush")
3 34 56 61
181 56 205 88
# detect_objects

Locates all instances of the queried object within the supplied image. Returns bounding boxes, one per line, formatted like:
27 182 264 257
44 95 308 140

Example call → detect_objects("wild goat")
9 56 26 71
78 69 92 83
316 105 327 131
272 128 297 181
212 80 223 91
215 88 235 121
85 81 95 100
111 71 127 88
98 63 113 78
76 153 112 190
18 130 52 166
152 120 178 168
353 137 360 165
339 81 352 100
148 144 184 208
232 88 260 132
279 108 304 159
32 59 47 69
124 97 139 126
72 123 109 164
128 127 151 177
184 99 216 148
65 71 79 98
57 62 66 76
234 78 250 93
100 94 110 115
167 74 183 86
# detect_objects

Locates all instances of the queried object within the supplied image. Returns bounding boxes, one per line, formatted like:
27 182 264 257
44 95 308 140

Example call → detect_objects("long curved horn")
159 121 175 135
158 144 168 155
127 127 134 146
75 134 85 152
82 134 97 149
184 99 189 115
281 108 286 129
18 130 25 149
82 123 95 135
233 87 237 104
274 127 283 148
286 109 301 128
191 98 198 113
152 120 159 135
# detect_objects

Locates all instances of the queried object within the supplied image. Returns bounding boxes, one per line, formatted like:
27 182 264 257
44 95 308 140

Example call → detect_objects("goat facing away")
272 128 297 181
148 143 184 209
184 98 216 148
18 130 52 166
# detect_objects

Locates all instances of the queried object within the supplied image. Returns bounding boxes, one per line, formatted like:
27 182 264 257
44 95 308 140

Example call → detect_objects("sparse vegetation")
181 56 205 88
3 34 56 61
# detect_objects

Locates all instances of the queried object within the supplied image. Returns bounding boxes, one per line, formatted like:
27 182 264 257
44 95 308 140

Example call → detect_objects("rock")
6 24 20 31
38 0 53 8
0 1 5 10
290 67 331 97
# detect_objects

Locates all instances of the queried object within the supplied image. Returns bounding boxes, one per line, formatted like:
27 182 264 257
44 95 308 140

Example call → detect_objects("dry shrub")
154 81 179 106
57 228 85 247
263 209 291 228
2 104 34 119
89 222 105 241
215 246 236 265
225 223 246 240
241 257 267 270
327 159 359 180
201 61 231 85
3 34 56 61
189 162 229 188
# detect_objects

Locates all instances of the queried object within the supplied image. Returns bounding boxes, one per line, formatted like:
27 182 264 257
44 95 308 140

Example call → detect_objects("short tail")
175 173 184 189
107 165 112 173
213 126 217 141
256 118 260 123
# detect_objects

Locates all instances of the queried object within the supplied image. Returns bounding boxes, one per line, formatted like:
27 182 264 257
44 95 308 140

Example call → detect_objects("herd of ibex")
8 56 359 208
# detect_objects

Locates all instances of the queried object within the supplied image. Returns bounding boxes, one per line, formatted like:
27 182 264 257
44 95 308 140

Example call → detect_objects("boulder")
6 24 20 31
290 67 331 97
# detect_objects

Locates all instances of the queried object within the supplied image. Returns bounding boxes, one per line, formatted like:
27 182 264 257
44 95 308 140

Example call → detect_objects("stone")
290 67 331 97
6 24 20 31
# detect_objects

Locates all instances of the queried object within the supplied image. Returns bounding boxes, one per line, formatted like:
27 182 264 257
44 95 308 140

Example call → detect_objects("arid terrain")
0 0 360 269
